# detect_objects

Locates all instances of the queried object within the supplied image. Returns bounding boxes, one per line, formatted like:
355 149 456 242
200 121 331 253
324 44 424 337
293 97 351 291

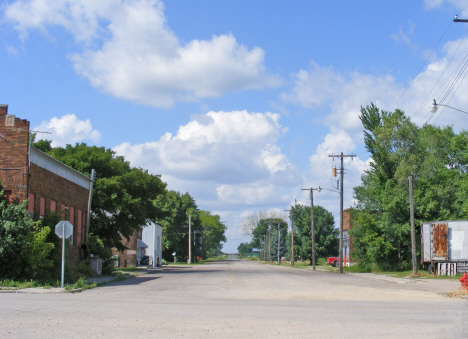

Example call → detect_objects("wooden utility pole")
264 235 267 261
188 215 191 264
301 187 322 271
329 152 356 274
285 209 294 266
277 224 280 265
409 176 417 275
268 225 271 263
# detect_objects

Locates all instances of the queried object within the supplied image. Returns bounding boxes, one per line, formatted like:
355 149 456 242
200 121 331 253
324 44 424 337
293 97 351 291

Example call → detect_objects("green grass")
0 277 99 290
0 279 41 289
65 277 97 291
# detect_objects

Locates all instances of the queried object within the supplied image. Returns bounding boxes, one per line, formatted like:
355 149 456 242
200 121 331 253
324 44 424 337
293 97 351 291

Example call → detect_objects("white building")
142 222 163 267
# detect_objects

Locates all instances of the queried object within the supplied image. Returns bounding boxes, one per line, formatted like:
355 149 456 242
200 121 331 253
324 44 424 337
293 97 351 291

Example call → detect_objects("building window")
39 197 45 217
50 200 56 212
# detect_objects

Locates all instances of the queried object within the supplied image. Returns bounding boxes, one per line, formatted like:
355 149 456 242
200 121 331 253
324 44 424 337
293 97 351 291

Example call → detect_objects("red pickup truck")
326 256 339 267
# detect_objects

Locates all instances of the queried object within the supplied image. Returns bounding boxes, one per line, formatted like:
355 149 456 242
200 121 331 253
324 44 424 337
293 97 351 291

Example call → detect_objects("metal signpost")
55 221 73 288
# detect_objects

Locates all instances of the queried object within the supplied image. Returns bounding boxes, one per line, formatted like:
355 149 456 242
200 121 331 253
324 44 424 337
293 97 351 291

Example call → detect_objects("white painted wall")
142 222 163 267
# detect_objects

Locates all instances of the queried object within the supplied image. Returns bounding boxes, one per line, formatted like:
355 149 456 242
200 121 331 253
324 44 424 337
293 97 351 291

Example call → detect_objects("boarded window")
50 200 56 212
39 197 45 217
28 193 34 215
77 209 82 246
69 206 74 225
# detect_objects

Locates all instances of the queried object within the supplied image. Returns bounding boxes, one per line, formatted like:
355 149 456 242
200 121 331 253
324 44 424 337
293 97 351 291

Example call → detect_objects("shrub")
22 222 55 280
0 198 35 279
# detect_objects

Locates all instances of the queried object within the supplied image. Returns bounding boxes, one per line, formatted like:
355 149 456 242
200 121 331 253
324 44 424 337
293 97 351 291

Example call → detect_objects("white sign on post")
55 221 73 288
55 221 73 239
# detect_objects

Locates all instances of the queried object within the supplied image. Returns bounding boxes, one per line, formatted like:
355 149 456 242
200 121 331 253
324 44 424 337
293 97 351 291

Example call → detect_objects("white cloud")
114 110 299 185
424 0 468 12
5 0 279 108
280 62 402 134
33 114 101 147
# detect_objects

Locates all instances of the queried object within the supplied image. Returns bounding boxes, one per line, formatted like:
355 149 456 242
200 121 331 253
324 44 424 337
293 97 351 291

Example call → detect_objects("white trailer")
421 220 468 275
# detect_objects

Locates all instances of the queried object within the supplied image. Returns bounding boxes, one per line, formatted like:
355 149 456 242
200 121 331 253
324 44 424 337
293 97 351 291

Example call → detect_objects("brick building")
0 105 92 257
112 222 162 268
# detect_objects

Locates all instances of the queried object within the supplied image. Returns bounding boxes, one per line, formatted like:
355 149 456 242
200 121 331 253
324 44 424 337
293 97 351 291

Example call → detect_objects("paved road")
1 260 467 338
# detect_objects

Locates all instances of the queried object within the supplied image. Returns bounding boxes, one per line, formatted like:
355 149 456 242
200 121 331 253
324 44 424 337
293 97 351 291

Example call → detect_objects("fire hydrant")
459 272 468 290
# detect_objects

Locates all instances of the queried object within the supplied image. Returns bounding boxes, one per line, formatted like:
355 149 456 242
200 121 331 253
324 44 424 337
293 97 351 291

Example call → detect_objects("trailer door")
431 223 448 259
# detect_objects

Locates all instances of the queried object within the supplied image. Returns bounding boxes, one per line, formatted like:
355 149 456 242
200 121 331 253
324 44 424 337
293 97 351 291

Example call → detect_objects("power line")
392 21 453 112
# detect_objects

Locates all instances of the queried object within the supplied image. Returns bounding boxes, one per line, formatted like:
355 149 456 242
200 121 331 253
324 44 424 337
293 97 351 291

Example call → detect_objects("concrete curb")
0 287 82 294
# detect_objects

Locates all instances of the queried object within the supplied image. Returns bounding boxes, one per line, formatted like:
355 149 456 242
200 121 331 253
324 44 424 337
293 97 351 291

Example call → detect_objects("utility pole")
301 186 322 271
188 215 191 264
264 234 267 262
285 208 294 266
86 169 96 240
409 176 417 275
277 224 280 265
268 225 271 263
329 152 356 273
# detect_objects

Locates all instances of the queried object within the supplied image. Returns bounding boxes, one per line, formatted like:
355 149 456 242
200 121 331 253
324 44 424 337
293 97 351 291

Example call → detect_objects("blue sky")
2 0 468 252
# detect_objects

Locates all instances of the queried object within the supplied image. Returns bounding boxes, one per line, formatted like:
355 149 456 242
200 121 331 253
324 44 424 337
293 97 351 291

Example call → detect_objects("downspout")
86 169 96 241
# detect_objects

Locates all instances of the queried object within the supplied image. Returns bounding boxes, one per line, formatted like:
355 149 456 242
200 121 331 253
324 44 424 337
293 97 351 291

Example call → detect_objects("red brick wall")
0 105 29 203
29 162 89 247
112 229 142 268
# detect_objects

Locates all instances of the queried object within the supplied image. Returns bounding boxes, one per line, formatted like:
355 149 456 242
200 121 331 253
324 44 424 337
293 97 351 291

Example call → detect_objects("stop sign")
55 221 73 239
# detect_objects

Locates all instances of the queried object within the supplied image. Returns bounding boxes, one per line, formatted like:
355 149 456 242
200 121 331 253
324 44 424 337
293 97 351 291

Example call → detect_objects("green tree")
237 242 254 253
32 139 52 153
199 210 227 258
292 204 338 263
251 218 288 260
352 103 468 270
0 197 34 279
154 190 201 261
22 223 55 280
0 189 55 281
36 142 167 251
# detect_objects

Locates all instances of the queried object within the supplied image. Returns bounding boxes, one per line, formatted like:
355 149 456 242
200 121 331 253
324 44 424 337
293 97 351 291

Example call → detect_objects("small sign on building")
5 115 15 127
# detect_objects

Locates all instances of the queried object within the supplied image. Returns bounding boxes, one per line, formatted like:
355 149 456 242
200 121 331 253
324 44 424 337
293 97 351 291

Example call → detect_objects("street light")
430 99 468 115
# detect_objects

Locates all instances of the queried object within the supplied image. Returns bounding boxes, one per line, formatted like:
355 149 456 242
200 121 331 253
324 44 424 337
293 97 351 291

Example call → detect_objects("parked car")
140 255 150 265
326 256 339 267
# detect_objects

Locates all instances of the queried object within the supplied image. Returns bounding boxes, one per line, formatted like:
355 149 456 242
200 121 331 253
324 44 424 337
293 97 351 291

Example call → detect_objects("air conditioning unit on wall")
90 257 102 275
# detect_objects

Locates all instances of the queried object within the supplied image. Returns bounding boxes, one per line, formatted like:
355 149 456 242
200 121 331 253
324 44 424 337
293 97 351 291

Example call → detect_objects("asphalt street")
1 258 467 338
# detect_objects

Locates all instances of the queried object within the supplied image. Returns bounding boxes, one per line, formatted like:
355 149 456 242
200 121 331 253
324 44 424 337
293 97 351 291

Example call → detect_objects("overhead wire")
421 29 468 125
391 21 453 113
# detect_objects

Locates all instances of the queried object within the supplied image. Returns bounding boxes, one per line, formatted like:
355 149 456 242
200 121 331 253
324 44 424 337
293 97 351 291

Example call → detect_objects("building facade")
112 223 163 268
0 105 92 258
